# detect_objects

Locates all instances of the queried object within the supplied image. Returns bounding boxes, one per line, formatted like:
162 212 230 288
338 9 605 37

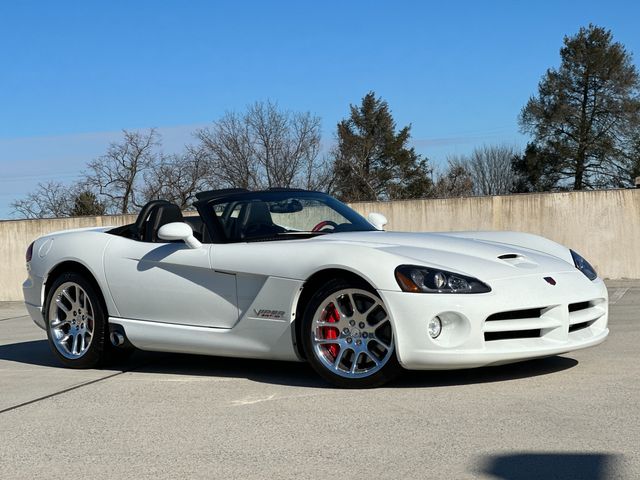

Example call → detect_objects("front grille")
485 329 541 341
568 301 590 313
486 308 544 322
569 321 592 333
568 299 605 332
483 307 548 341
483 298 604 344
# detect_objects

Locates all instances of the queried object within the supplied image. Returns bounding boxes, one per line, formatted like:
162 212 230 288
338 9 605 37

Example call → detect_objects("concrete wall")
1 189 638 301
0 214 136 302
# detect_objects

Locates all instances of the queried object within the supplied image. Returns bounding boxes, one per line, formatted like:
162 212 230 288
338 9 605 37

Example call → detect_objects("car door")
104 236 239 328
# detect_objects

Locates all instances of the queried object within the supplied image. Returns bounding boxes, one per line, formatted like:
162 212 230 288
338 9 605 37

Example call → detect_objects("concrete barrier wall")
0 214 136 302
1 189 638 301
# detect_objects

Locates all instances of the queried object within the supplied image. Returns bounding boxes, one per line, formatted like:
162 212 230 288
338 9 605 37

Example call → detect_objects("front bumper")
379 272 609 370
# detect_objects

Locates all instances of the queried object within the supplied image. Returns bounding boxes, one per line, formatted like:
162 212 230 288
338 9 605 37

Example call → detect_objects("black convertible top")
194 188 248 201
194 187 317 203
110 187 373 245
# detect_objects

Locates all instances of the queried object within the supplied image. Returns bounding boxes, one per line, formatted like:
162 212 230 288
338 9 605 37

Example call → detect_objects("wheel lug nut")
342 328 350 335
362 332 368 338
355 339 362 346
349 320 355 326
359 322 365 329
346 338 353 344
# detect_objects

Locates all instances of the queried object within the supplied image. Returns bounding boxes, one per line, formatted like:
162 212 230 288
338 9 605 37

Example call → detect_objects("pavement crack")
0 354 167 415
0 314 30 322
0 370 125 415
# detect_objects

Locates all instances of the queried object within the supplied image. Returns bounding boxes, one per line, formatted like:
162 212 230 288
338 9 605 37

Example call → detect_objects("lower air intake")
484 329 541 341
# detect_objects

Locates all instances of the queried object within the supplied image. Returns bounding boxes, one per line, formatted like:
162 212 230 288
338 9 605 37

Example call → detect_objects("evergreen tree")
511 143 562 193
332 92 432 201
519 25 640 190
71 191 106 217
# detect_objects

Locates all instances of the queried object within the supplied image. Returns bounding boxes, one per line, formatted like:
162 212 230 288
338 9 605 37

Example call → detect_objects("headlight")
394 265 491 293
570 250 597 281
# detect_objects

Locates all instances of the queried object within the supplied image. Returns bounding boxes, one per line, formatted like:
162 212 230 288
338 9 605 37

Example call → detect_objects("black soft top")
194 187 321 204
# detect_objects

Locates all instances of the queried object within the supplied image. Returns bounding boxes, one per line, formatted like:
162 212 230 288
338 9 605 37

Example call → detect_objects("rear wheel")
302 278 402 388
45 272 107 368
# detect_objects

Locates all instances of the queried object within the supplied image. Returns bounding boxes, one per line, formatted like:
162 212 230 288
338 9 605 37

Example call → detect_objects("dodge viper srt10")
23 188 608 387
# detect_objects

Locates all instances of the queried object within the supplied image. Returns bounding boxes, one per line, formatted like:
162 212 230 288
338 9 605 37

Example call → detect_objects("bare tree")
304 153 335 192
11 181 75 219
84 129 160 214
143 146 214 210
196 111 258 189
11 104 331 220
431 157 474 198
247 101 322 187
11 182 105 219
196 101 329 190
466 144 518 195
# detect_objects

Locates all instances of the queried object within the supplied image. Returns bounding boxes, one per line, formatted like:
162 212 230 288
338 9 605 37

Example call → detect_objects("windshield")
209 192 376 242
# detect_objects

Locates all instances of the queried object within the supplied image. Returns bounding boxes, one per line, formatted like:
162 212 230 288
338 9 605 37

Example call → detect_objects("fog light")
428 316 442 339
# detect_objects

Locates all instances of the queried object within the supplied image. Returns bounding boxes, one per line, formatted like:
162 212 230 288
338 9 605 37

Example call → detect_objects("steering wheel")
312 220 339 232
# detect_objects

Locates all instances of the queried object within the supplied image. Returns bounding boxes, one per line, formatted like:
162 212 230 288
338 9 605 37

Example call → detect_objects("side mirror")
157 222 202 249
367 212 388 231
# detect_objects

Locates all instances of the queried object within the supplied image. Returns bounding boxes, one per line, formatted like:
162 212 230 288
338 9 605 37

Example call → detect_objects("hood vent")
497 253 538 269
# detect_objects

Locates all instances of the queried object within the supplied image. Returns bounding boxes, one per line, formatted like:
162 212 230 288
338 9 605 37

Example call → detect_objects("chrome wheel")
48 282 95 359
311 288 394 378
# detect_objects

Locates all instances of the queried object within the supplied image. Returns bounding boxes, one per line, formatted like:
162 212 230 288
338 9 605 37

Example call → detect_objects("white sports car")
23 189 609 387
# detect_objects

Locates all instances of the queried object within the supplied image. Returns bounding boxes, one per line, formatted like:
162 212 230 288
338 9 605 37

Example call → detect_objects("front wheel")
301 278 402 388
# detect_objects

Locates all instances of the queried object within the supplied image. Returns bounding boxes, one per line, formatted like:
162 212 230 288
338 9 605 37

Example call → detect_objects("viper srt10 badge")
253 309 286 320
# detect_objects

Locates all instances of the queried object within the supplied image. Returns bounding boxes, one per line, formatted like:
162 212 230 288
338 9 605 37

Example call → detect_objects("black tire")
44 272 108 368
301 278 403 388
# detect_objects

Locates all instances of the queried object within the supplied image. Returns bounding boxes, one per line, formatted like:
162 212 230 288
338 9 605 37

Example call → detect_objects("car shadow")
396 356 578 388
0 339 578 389
0 339 62 369
475 452 622 480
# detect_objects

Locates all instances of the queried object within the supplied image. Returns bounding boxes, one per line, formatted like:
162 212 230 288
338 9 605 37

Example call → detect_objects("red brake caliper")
321 303 340 360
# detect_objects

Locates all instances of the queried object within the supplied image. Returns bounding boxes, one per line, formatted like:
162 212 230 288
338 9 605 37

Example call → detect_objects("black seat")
183 216 210 242
235 201 284 240
140 202 185 242
132 200 172 240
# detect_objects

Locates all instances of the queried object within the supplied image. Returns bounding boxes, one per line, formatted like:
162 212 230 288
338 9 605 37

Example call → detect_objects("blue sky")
1 0 639 218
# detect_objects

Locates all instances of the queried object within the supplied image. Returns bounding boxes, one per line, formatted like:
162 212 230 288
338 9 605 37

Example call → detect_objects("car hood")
313 231 576 281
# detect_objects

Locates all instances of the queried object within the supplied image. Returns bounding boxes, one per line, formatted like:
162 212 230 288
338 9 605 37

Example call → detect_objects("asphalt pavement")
0 281 638 479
